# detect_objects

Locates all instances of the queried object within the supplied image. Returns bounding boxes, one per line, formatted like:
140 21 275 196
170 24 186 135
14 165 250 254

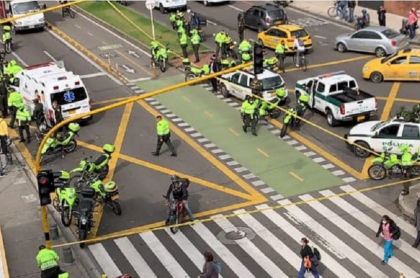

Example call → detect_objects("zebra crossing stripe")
257 204 356 278
140 232 189 277
192 222 255 278
299 194 419 277
114 237 157 278
212 215 288 277
164 229 224 278
279 199 386 277
89 244 122 278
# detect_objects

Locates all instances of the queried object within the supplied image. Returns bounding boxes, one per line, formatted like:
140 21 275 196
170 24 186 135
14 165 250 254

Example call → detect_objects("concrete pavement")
399 184 420 221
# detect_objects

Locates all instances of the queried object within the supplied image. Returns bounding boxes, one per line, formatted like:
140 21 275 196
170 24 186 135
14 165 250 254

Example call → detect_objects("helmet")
276 88 286 97
362 9 367 14
171 175 180 183
3 25 11 31
103 143 115 154
299 94 309 103
150 41 159 48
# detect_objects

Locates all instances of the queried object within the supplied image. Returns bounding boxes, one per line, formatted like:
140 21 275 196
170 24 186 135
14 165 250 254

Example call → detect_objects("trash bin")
401 18 408 35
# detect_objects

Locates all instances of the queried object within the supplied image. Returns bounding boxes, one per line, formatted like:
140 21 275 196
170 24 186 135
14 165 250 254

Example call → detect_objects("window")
381 53 397 64
351 31 369 39
261 76 284 90
364 31 381 39
252 9 260 17
381 29 400 39
316 82 325 93
50 87 88 106
276 30 287 38
378 124 400 137
409 56 420 64
231 73 240 83
11 1 39 15
266 29 276 36
239 75 248 87
349 80 357 88
402 125 420 138
268 9 284 19
330 84 337 93
390 56 407 65
290 29 309 38
337 81 349 91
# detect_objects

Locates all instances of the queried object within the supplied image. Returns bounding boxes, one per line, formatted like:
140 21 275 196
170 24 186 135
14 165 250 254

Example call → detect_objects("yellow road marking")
74 24 81 29
376 96 420 104
90 103 133 238
229 128 240 137
114 50 153 77
183 96 191 102
93 97 132 106
286 55 371 73
0 227 9 278
289 171 304 182
257 148 269 157
204 111 213 118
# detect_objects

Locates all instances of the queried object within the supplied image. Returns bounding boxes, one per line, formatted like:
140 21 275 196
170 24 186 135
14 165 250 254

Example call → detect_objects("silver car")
333 26 409 57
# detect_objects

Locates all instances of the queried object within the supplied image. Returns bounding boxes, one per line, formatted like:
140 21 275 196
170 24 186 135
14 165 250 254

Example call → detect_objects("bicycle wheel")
327 6 337 17
69 9 75 19
301 58 308 72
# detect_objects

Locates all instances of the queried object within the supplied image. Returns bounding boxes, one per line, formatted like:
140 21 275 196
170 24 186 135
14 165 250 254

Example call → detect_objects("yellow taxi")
257 24 312 53
363 49 420 83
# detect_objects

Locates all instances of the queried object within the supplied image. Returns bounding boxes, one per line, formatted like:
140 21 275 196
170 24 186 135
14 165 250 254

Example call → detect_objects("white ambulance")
6 0 45 32
11 61 92 126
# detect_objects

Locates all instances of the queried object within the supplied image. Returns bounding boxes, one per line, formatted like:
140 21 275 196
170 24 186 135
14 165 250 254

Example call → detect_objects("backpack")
215 260 222 274
298 39 304 47
181 178 190 189
311 246 321 261
392 225 401 240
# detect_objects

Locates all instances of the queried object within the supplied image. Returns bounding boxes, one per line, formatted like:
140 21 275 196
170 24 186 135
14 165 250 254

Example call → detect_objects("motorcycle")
273 1 290 7
87 180 122 215
257 97 282 119
185 65 204 81
116 0 128 5
153 45 170 73
163 196 185 234
263 56 279 71
75 186 96 248
280 102 307 138
355 15 369 30
70 144 115 188
40 123 80 165
224 41 238 60
52 171 78 227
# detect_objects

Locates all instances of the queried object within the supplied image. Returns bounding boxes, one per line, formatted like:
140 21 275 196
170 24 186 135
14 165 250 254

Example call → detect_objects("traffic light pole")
41 206 52 249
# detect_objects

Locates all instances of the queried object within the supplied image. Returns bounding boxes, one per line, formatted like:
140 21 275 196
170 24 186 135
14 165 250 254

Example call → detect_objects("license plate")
68 110 76 115
357 116 365 122
111 194 119 201
29 25 34 29
275 21 282 25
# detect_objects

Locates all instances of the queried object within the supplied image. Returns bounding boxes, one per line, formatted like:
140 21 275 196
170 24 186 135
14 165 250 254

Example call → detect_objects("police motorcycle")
2 25 12 54
368 145 420 180
183 58 210 82
75 186 96 248
256 88 287 120
70 144 115 189
52 171 78 227
85 179 121 215
280 94 309 138
40 123 80 165
224 40 238 60
151 42 170 73
239 49 252 64
263 56 279 71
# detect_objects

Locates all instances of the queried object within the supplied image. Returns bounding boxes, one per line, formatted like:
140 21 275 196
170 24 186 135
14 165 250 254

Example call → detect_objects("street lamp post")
145 0 156 40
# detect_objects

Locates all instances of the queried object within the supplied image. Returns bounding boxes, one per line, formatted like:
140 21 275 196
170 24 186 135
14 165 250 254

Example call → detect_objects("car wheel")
370 71 383 83
337 43 346 53
374 47 386 57
257 39 264 47
326 110 338 127
353 141 371 158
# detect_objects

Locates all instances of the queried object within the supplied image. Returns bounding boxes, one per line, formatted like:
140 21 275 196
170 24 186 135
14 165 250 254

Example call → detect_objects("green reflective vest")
275 43 288 54
180 33 188 45
10 65 23 76
191 33 200 45
16 108 31 125
7 91 23 107
2 32 11 42
241 100 255 115
201 64 210 74
157 119 170 136
36 249 59 271
215 32 226 45
238 41 251 52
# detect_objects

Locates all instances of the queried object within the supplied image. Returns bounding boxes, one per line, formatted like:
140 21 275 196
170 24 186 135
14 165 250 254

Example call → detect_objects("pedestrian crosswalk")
89 185 420 278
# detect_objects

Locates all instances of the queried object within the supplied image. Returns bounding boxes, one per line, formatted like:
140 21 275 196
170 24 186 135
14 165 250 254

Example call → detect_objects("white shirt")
293 39 305 52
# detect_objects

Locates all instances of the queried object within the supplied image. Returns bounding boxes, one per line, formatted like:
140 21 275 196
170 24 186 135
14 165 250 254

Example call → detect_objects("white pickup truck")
219 68 288 103
295 71 377 127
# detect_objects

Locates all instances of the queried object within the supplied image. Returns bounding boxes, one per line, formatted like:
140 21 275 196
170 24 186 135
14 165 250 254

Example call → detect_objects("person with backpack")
297 237 320 278
293 36 305 68
376 215 400 265
198 251 219 278
412 198 420 248
163 175 194 224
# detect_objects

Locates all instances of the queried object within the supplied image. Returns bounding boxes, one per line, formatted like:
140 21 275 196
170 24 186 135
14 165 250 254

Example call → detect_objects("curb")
288 5 420 46
397 184 420 222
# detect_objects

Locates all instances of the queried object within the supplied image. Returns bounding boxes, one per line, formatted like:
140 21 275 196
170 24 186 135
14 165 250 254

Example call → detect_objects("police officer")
36 245 61 278
214 30 226 58
179 31 188 58
222 33 233 59
7 87 23 128
32 98 45 139
16 103 30 143
175 12 185 37
190 29 201 63
169 12 177 30
0 79 7 117
7 60 23 77
52 100 66 136
238 39 252 63
241 95 258 136
152 115 177 157
250 76 263 97
237 13 245 42
275 40 289 72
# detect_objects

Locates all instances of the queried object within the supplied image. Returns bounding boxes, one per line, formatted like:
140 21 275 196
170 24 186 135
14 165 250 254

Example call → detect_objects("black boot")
242 125 247 133
152 152 159 156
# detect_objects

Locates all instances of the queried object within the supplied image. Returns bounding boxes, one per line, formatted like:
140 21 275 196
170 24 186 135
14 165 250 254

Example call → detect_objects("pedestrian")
241 95 258 136
376 215 399 265
198 251 219 278
347 0 356 22
237 13 245 43
413 198 420 248
0 78 7 117
377 6 386 26
407 8 418 40
7 87 23 128
297 237 320 278
190 29 201 63
179 31 189 58
337 0 347 21
32 98 45 140
214 30 226 58
52 100 66 136
152 115 177 157
209 55 220 93
16 103 31 143
36 245 61 278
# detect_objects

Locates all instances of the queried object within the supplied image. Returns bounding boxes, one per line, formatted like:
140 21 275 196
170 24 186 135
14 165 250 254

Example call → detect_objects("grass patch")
78 2 208 57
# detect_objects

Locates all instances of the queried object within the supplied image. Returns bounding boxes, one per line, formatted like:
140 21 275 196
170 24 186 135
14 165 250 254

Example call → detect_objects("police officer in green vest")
9 60 23 76
179 31 188 58
238 39 252 64
152 115 177 157
16 103 31 143
36 245 61 278
241 95 258 136
275 40 289 72
190 29 201 63
214 30 226 58
169 12 177 30
7 87 23 128
220 58 236 71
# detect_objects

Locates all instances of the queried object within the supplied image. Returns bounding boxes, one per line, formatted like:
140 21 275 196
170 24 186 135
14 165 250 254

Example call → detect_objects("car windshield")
371 120 391 131
291 29 308 38
12 1 40 15
268 10 283 19
261 76 284 90
381 53 397 63
50 87 88 106
381 29 400 39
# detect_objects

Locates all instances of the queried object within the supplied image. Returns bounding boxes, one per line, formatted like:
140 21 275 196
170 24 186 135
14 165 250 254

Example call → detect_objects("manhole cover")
217 227 256 245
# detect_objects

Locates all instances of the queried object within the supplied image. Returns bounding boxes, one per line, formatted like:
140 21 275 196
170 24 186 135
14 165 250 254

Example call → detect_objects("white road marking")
43 51 57 61
11 52 27 67
127 77 152 83
81 72 107 79
207 20 217 26
314 35 327 39
89 244 122 278
227 4 244 12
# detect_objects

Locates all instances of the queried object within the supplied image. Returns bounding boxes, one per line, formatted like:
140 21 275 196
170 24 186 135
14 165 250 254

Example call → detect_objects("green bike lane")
138 75 343 197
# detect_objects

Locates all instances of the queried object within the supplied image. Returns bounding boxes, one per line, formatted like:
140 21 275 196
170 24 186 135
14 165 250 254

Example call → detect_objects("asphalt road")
9 12 261 237
129 0 420 179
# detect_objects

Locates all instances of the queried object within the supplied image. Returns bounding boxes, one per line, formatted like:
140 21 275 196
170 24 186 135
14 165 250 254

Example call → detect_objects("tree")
395 105 420 122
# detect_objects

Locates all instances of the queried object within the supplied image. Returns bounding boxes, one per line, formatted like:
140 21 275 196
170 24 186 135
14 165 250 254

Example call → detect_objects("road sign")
145 0 156 10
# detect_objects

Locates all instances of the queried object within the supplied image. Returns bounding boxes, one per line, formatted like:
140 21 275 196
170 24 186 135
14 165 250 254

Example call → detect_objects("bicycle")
327 2 348 20
62 6 75 19
293 52 307 72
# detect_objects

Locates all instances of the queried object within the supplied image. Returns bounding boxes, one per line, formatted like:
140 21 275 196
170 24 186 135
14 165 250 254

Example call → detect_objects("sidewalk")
291 0 420 45
399 184 420 221
0 143 100 278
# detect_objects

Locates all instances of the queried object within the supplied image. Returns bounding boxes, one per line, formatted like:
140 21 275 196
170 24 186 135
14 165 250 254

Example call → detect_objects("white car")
345 117 420 157
154 0 187 13
199 0 230 6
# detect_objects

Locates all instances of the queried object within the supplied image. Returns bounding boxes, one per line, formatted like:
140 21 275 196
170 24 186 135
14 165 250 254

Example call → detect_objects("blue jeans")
297 261 320 278
384 240 394 262
340 5 347 20
348 8 354 22
409 24 416 39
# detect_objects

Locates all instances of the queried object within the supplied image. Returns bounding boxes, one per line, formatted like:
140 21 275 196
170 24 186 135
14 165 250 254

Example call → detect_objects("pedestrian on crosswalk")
412 199 420 248
376 215 398 265
198 251 219 278
152 115 177 157
297 237 320 278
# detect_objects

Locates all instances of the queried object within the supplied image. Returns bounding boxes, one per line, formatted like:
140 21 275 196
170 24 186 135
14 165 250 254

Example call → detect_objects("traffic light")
37 170 55 206
253 43 265 75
